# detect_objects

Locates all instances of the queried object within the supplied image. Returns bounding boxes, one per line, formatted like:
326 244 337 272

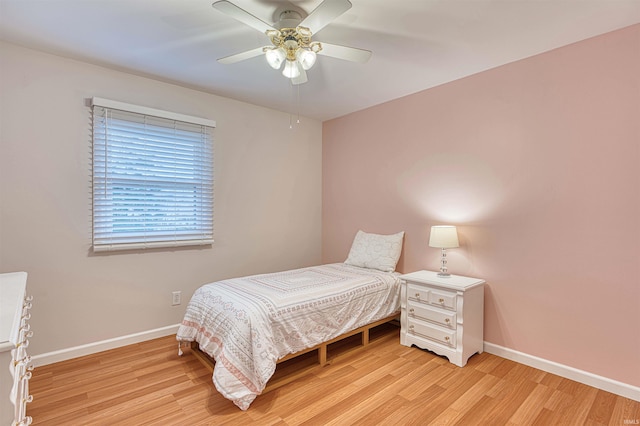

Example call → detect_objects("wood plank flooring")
28 324 639 425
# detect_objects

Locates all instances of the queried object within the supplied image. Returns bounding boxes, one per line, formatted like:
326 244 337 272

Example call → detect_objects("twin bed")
176 230 405 410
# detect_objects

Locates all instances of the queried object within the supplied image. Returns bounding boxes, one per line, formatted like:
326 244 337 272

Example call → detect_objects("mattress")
176 262 402 410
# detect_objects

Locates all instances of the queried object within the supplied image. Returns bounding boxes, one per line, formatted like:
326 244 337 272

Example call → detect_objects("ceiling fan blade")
317 42 372 63
218 47 265 64
291 64 308 85
299 0 352 34
212 1 275 34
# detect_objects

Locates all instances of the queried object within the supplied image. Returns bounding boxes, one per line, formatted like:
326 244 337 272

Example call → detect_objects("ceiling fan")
212 0 372 85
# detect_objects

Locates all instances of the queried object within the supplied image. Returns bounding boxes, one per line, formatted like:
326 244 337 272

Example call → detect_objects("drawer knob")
445 336 450 341
415 293 420 298
409 325 414 331
445 318 450 323
439 298 445 304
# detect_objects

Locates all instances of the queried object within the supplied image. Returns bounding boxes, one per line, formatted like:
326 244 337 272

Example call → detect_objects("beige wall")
323 25 640 387
0 42 322 355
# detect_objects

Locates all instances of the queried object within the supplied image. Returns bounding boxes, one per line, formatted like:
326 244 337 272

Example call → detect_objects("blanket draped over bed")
176 263 402 410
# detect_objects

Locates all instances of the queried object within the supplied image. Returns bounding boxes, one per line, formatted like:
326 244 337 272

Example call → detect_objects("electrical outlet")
172 291 181 306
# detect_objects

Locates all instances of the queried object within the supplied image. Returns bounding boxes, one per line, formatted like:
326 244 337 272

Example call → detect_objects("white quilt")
176 263 402 410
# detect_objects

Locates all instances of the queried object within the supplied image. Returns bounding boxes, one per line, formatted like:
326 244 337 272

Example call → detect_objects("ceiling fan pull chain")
288 81 301 129
297 84 301 124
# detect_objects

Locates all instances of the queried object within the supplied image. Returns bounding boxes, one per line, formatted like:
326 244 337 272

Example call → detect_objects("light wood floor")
29 324 639 425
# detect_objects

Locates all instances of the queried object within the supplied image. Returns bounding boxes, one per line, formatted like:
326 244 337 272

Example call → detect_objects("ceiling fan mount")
274 10 304 29
212 0 372 85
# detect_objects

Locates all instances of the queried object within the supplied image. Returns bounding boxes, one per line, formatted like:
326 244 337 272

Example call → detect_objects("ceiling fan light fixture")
265 47 286 69
296 48 317 70
282 59 301 78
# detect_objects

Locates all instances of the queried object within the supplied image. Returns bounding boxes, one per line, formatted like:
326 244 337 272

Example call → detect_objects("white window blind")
91 98 215 252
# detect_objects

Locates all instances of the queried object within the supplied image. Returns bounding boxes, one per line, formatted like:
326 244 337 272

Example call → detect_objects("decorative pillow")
345 230 405 272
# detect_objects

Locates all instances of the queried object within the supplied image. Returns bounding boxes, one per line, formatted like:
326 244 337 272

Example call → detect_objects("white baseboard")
484 342 640 402
31 324 180 367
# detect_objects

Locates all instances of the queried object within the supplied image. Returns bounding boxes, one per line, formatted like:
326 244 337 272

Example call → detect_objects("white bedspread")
176 263 402 410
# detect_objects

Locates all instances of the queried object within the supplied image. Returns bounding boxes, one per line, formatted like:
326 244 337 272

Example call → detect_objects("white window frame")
91 97 215 252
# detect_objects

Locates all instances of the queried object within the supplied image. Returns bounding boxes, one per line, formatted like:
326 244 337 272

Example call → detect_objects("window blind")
91 98 214 252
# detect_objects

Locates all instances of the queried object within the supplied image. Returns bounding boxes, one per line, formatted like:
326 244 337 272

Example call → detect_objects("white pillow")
345 230 405 272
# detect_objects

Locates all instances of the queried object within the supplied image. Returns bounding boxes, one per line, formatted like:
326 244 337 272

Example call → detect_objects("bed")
176 230 404 410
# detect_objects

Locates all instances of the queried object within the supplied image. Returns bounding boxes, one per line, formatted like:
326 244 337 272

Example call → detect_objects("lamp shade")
429 225 459 248
265 47 286 69
282 59 300 78
296 48 316 70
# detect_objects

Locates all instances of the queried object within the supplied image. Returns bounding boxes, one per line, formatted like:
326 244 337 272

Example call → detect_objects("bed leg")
318 344 327 366
178 342 184 356
362 328 370 346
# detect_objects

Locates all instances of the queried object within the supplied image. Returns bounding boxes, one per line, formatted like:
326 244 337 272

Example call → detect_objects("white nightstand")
400 270 485 367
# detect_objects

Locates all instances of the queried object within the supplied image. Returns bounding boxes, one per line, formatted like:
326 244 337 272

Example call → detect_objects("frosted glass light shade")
296 49 316 70
429 226 459 248
265 47 286 69
282 60 300 78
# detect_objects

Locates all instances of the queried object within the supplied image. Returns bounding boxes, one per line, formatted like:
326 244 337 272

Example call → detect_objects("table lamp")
429 225 459 277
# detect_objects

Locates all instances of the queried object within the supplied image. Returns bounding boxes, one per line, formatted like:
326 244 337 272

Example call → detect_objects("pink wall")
322 25 639 387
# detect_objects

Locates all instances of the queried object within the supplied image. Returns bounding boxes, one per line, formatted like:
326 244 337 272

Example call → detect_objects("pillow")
345 230 404 272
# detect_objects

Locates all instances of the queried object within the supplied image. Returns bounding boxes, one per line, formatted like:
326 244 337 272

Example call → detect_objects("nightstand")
400 270 485 367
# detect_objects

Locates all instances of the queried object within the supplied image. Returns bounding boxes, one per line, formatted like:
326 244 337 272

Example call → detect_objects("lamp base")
438 248 451 277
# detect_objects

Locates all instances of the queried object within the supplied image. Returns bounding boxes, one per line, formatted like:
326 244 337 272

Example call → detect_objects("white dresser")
1 272 33 426
400 270 485 367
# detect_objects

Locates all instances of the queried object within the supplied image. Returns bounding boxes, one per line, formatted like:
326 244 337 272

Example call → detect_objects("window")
91 98 215 252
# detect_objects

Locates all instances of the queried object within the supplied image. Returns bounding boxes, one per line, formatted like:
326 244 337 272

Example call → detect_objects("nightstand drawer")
407 283 430 304
407 318 456 347
428 288 456 310
408 301 456 328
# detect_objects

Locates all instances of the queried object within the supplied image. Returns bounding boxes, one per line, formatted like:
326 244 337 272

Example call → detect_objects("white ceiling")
1 0 639 121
